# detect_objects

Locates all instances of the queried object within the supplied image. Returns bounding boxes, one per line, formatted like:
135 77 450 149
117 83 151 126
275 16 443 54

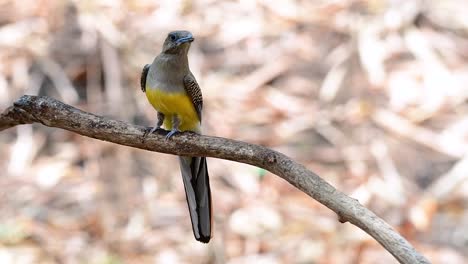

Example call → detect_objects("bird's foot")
165 129 180 140
143 126 163 138
149 126 162 134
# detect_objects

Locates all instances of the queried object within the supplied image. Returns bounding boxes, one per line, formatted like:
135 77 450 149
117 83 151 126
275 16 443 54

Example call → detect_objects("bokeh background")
0 0 467 263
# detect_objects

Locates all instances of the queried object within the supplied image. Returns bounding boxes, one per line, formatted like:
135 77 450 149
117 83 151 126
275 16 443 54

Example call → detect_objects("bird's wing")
140 64 150 92
183 73 203 122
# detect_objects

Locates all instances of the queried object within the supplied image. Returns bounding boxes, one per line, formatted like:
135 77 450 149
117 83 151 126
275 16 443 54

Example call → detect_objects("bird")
140 30 212 243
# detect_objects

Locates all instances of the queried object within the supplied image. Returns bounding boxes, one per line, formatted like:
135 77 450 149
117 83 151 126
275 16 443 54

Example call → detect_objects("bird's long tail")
178 156 212 243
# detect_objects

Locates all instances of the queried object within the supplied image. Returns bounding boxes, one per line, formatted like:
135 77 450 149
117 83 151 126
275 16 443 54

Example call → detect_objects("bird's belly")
146 88 200 131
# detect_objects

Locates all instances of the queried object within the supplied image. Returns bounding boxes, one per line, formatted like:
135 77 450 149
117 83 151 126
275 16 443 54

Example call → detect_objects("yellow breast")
145 88 200 131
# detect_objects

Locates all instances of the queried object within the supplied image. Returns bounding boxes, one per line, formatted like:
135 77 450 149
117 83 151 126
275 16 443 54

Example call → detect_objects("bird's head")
162 30 194 55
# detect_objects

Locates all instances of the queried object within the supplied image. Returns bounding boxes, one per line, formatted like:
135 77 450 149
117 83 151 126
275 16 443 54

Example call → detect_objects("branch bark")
0 95 429 264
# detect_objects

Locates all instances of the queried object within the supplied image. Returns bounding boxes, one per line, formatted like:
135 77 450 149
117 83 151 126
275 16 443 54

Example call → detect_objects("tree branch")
0 95 429 264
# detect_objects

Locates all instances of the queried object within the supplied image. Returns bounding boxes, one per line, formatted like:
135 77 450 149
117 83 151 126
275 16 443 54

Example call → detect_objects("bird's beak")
175 35 194 45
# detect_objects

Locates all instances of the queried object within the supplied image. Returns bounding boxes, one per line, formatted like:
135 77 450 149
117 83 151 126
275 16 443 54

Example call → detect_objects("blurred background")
0 0 467 263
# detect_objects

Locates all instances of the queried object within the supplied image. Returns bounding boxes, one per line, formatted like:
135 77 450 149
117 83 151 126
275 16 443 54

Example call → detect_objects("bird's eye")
169 34 176 41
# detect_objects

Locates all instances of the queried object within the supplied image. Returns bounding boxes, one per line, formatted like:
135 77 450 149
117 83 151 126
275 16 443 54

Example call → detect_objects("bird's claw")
149 126 161 134
165 129 180 140
143 126 162 138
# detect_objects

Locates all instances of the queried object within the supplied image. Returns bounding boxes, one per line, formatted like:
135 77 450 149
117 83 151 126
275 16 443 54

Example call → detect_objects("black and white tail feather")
179 156 212 243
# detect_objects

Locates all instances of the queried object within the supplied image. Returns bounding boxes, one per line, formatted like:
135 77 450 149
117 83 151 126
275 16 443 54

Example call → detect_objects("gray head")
162 30 194 55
